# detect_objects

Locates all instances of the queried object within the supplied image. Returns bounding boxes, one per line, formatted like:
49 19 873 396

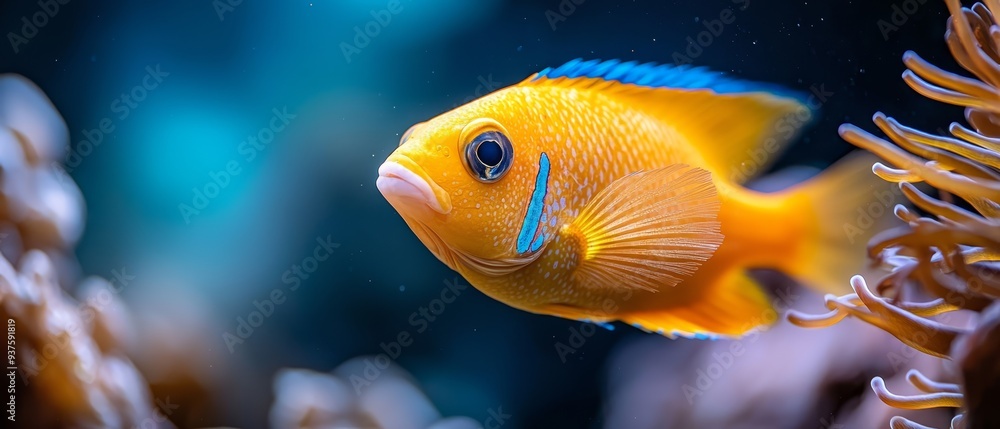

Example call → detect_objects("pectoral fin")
564 164 723 293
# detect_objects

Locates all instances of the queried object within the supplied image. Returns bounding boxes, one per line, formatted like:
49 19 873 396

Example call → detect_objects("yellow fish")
377 59 882 338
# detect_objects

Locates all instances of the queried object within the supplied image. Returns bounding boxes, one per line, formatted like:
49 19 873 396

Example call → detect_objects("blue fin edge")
533 58 808 104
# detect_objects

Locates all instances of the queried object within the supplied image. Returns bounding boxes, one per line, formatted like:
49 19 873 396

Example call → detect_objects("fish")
376 58 888 338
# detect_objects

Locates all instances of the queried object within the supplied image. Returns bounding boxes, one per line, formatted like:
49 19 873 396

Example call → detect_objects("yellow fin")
521 61 811 183
611 83 809 183
621 270 774 339
539 303 615 324
565 165 723 293
779 152 902 293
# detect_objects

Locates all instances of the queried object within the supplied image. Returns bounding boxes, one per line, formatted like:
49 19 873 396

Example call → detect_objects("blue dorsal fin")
531 58 804 101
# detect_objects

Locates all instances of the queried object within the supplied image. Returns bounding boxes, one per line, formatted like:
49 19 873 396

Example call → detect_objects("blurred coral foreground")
0 74 169 428
270 358 483 429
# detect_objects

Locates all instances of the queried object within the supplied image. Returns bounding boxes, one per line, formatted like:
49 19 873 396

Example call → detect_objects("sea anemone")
787 1 1000 428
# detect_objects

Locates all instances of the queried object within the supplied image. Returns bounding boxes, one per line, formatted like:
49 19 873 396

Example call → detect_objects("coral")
0 76 84 258
270 357 481 429
787 1 1000 428
0 75 170 428
0 251 169 428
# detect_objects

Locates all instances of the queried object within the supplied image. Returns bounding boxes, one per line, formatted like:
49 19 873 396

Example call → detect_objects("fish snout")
376 155 452 215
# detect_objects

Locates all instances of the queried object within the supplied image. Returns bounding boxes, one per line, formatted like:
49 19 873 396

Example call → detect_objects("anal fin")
621 270 774 339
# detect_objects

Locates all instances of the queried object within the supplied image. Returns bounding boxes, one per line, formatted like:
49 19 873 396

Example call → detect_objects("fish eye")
399 122 423 147
464 131 513 183
476 139 503 166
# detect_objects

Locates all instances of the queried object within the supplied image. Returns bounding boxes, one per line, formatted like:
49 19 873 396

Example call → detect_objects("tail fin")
779 152 901 294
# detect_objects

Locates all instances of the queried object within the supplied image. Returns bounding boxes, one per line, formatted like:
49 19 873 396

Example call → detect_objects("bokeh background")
0 0 968 428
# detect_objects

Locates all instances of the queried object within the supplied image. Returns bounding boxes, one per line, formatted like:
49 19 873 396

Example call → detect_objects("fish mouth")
376 156 452 215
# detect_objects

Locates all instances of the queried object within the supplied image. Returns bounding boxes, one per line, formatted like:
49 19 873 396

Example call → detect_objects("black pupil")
476 140 504 167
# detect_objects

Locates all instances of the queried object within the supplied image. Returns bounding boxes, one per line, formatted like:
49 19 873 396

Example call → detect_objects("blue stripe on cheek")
516 153 550 254
530 234 544 252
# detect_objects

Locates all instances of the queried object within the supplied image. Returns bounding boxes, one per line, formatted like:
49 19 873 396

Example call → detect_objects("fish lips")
376 157 452 215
